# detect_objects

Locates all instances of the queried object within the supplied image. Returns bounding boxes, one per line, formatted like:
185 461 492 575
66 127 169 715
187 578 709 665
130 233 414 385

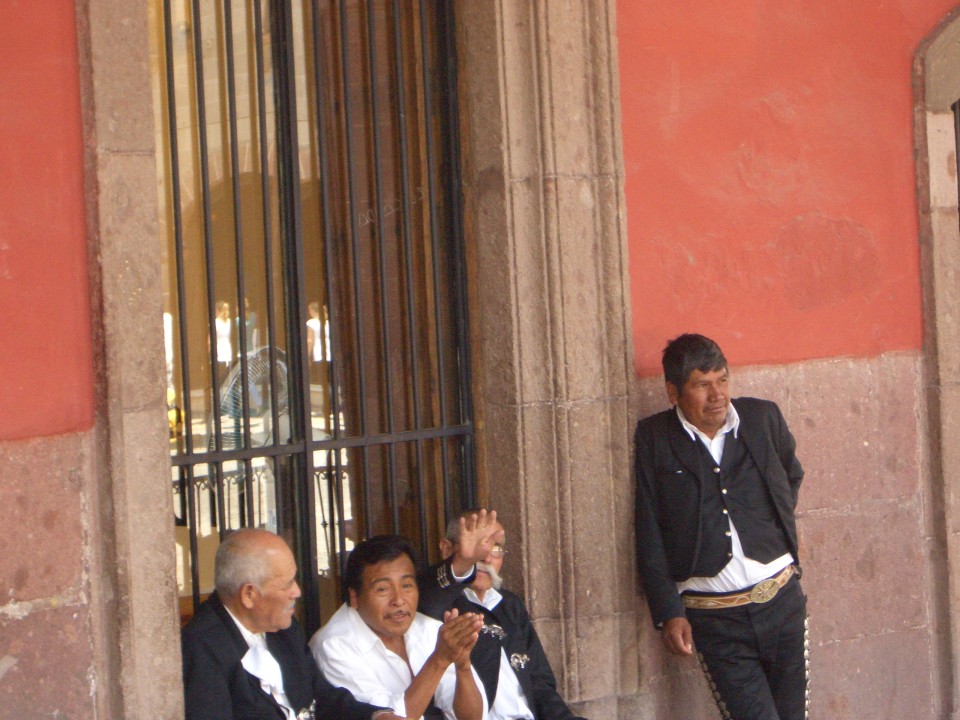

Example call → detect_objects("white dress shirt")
463 588 534 720
674 403 794 594
224 606 298 720
310 603 487 720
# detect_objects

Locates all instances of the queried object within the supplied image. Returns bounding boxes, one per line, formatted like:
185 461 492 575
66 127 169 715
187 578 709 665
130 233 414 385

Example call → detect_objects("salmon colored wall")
618 1 956 375
0 5 93 439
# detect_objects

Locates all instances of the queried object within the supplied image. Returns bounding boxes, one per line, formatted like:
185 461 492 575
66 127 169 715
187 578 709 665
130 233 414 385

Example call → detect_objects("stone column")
455 2 637 716
78 1 183 717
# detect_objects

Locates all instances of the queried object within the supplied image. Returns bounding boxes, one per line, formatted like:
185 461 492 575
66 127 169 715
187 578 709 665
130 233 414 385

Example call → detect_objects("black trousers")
686 576 808 720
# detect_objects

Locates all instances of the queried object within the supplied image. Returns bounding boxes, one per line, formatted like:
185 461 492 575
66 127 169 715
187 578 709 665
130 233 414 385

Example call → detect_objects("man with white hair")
419 510 587 720
181 528 399 720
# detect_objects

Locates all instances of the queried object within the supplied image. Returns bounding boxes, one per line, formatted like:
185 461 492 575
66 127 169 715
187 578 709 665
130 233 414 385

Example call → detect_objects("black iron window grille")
154 0 474 633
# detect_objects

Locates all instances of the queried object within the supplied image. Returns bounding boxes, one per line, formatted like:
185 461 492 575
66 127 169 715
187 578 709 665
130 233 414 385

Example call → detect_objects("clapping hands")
436 608 482 669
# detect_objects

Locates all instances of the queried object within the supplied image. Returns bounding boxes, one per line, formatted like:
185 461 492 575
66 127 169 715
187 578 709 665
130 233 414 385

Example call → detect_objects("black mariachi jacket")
418 560 587 720
181 592 384 720
633 397 804 627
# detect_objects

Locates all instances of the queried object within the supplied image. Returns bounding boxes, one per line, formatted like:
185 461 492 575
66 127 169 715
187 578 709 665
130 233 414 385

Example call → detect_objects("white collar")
464 586 502 612
224 604 266 650
676 402 739 442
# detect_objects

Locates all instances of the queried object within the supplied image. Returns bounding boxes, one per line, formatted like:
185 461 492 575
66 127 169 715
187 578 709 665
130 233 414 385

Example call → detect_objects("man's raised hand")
450 509 504 576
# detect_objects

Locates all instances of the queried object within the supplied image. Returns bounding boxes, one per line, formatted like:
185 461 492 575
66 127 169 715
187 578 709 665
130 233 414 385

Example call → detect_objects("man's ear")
439 538 454 560
239 583 258 610
347 587 359 609
666 381 680 406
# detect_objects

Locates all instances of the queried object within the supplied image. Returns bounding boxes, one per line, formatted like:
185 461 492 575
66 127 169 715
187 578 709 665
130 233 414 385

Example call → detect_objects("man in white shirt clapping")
311 535 487 720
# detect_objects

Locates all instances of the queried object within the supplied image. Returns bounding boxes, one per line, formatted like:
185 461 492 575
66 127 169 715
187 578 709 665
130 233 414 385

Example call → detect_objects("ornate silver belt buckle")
749 578 779 604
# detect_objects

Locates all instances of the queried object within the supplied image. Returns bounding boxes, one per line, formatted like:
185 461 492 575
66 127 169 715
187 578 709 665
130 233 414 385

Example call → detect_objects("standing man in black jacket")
181 528 399 720
634 333 808 720
418 510 587 720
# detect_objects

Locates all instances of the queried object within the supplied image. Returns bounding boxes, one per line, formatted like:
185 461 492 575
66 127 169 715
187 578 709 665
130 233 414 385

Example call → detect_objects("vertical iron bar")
438 0 475 508
309 0 349 570
271 0 321 634
418 2 451 513
186 466 201 610
223 0 252 445
309 0 343 442
222 0 256 524
189 0 225 457
187 0 228 536
391 0 427 550
214 462 228 536
162 0 195 457
252 0 283 449
366 0 400 534
338 0 373 535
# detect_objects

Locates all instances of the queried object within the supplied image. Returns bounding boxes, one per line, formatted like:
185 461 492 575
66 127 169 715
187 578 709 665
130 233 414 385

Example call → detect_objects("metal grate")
156 0 473 633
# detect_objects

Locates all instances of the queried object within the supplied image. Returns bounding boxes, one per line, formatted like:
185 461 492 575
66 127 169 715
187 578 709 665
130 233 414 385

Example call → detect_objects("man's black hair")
343 534 419 601
662 333 728 391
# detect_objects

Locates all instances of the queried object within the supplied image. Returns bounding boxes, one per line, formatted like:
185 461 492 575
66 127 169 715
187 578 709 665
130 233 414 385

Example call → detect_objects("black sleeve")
633 421 686 628
417 556 476 620
772 402 804 507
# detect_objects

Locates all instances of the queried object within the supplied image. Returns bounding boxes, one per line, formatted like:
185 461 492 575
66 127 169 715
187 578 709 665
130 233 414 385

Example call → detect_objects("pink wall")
618 1 956 375
0 5 93 439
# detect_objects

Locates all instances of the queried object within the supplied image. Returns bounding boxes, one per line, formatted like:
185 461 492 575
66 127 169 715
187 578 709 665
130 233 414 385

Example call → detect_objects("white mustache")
476 562 503 590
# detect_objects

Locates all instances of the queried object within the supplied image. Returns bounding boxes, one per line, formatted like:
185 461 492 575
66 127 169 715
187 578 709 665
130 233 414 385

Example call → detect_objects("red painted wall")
0 4 93 439
618 1 956 375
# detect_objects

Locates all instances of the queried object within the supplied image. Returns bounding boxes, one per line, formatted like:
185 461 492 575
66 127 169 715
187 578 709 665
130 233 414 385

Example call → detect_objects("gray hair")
214 529 275 598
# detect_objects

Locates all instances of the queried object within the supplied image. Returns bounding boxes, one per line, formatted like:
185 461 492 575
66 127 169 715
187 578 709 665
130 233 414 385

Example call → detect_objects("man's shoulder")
311 603 357 648
183 595 227 641
731 396 783 422
634 407 677 434
490 589 532 624
181 595 240 669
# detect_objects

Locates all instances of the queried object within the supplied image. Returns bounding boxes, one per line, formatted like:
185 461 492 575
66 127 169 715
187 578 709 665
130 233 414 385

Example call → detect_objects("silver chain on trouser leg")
696 651 733 720
803 616 811 719
695 619 810 720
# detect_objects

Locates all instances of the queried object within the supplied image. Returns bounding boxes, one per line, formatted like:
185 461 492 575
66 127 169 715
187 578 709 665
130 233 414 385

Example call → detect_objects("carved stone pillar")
456 2 637 716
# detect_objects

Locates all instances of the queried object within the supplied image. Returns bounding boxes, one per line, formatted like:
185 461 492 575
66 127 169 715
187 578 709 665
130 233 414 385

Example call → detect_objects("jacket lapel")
211 593 289 720
733 400 774 483
665 409 706 481
267 628 313 713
